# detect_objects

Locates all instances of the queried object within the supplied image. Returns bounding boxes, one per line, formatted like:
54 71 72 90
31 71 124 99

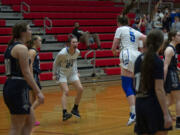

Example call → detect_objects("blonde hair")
27 35 41 49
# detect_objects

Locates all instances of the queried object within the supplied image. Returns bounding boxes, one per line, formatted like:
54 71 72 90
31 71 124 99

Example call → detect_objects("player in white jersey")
53 34 84 121
112 14 146 126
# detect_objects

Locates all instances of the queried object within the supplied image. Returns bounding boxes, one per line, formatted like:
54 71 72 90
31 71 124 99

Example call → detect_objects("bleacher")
0 0 130 86
1 0 180 87
7 0 178 87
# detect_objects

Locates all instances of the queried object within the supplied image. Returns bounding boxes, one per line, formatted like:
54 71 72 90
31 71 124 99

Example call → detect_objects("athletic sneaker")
127 112 136 126
34 121 40 126
71 109 81 118
63 112 72 121
176 122 180 129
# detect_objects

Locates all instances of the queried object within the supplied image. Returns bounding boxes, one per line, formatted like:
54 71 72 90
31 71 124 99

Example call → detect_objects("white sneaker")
127 113 136 126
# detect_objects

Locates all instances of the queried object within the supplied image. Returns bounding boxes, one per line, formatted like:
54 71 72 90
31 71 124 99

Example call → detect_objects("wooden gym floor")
0 81 179 135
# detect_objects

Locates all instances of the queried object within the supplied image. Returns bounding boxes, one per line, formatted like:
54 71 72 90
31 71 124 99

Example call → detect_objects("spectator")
171 16 180 31
152 0 164 29
162 9 171 32
145 14 153 35
132 14 147 34
132 17 142 31
72 22 101 49
170 9 180 23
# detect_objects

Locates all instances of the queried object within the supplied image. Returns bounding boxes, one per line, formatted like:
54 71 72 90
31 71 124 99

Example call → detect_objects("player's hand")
52 75 56 80
164 113 172 129
112 49 119 56
37 91 44 104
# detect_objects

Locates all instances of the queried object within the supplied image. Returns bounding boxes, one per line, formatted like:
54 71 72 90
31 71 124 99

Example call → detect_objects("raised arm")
122 0 137 16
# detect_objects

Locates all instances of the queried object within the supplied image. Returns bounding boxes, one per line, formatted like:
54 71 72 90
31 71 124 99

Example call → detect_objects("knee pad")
121 76 135 97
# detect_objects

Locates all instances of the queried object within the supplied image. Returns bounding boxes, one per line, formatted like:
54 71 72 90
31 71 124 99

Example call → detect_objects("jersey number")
129 31 135 43
66 60 73 68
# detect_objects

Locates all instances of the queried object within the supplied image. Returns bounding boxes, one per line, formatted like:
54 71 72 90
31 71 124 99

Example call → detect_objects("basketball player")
3 22 44 135
112 14 146 126
53 34 84 121
27 35 42 126
163 30 180 129
134 29 172 135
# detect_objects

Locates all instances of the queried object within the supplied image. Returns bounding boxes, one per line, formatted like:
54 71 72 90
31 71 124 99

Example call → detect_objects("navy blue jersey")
164 44 178 71
4 42 24 77
29 48 41 74
164 45 180 92
134 54 164 97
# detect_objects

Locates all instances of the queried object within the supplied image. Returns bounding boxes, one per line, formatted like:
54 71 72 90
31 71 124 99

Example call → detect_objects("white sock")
130 105 135 114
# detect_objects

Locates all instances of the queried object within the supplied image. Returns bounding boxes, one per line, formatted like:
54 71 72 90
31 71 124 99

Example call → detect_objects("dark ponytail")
162 30 177 53
140 29 164 93
8 22 28 46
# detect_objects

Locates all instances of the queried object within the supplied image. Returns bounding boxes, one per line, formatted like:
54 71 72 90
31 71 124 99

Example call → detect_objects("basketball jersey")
114 26 143 50
4 42 24 77
53 47 80 75
134 54 164 97
29 48 41 74
164 45 178 71
164 45 180 92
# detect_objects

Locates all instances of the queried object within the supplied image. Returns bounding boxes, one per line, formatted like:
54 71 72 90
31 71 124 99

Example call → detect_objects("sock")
63 109 67 115
73 104 78 110
130 105 136 114
176 116 180 123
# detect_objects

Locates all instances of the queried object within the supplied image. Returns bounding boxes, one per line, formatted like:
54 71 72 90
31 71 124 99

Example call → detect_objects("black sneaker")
176 122 180 129
71 109 81 118
63 112 72 121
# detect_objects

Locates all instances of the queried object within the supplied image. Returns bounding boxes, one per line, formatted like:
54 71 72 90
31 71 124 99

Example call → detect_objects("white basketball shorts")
120 48 141 72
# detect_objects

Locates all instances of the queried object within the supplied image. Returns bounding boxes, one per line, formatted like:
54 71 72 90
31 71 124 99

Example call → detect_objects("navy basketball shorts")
164 70 180 94
3 79 31 114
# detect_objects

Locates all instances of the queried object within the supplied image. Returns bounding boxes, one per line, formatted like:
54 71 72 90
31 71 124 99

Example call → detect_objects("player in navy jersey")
163 30 180 129
27 35 42 126
53 34 84 121
134 29 172 134
3 22 44 135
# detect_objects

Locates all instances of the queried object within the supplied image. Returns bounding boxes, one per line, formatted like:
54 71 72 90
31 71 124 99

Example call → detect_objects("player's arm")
112 38 120 56
12 45 44 103
164 47 174 81
138 34 146 52
155 79 172 128
28 49 36 74
154 59 172 129
52 53 63 80
139 34 146 42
